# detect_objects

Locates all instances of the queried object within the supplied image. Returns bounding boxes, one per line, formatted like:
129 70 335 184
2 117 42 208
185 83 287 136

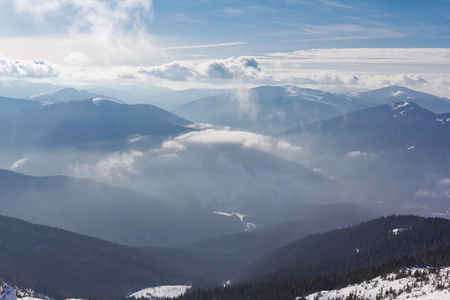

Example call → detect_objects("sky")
0 0 449 95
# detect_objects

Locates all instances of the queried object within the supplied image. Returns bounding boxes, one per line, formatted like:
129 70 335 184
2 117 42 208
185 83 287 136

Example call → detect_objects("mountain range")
175 215 450 300
356 85 450 114
282 101 450 215
0 213 447 299
0 214 230 299
0 83 449 299
173 86 367 134
235 215 450 283
27 87 109 103
0 98 192 150
0 169 242 246
173 85 450 134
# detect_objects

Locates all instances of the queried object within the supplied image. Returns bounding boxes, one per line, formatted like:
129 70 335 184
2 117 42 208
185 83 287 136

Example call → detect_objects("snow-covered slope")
303 267 450 300
0 284 50 300
0 286 17 300
357 85 450 114
128 285 191 300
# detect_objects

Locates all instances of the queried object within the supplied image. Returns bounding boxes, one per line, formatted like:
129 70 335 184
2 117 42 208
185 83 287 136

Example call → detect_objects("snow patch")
0 284 50 300
244 222 257 232
302 267 450 300
213 211 244 221
0 286 17 300
92 97 121 106
390 228 410 235
436 117 450 124
392 90 407 97
128 285 191 299
390 101 410 110
213 211 257 232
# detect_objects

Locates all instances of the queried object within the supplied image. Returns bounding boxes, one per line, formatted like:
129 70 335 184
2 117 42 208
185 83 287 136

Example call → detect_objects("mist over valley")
1 0 449 298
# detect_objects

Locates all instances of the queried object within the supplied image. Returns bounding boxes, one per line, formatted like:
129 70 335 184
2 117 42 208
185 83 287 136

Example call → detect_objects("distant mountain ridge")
284 100 450 159
0 214 229 299
283 101 450 215
0 98 193 149
356 85 450 114
28 87 108 103
0 169 242 246
173 85 367 134
173 85 450 135
175 215 450 300
235 215 450 283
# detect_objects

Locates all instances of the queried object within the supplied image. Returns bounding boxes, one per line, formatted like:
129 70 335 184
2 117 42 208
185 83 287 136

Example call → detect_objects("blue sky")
152 0 450 55
0 0 449 95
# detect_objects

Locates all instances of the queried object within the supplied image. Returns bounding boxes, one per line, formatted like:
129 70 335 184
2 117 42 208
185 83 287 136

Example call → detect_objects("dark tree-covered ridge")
176 215 450 300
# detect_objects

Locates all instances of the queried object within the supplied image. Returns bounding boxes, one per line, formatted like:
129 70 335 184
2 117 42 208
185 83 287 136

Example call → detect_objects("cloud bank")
1 0 161 67
70 129 304 182
140 56 269 81
13 0 153 34
0 58 59 78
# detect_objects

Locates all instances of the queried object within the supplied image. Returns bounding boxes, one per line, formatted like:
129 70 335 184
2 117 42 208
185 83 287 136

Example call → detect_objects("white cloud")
259 48 450 97
265 48 450 63
186 123 215 130
438 178 450 186
13 0 153 34
415 189 438 198
69 129 305 182
277 140 302 151
1 0 162 68
11 157 30 171
161 140 186 151
13 0 64 19
139 56 269 81
346 151 378 159
63 52 88 65
0 58 59 78
70 150 144 180
415 177 450 199
174 129 272 150
163 42 246 50
168 129 305 162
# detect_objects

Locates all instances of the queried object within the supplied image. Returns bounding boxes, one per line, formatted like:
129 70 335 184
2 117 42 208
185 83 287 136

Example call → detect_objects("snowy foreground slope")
302 267 450 300
0 285 191 300
128 285 191 299
1 268 449 300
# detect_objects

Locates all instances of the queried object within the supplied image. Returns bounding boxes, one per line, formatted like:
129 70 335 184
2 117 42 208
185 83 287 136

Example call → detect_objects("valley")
0 82 449 299
2 1 450 298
